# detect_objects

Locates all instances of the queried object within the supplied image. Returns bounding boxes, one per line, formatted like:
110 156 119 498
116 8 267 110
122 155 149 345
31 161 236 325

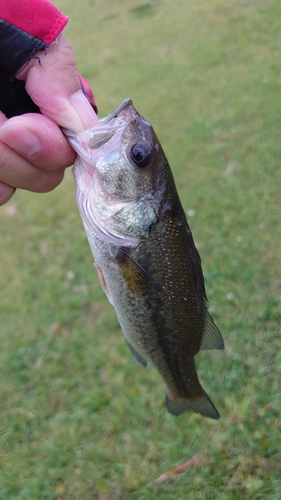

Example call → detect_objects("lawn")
0 0 280 498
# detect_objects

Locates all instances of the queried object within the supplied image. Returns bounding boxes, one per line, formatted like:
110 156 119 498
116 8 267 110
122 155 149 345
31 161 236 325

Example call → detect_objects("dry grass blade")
151 449 205 484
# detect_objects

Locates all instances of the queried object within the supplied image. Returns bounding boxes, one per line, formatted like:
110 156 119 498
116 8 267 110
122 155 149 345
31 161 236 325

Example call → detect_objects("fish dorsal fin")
125 340 148 367
200 310 224 351
114 249 151 296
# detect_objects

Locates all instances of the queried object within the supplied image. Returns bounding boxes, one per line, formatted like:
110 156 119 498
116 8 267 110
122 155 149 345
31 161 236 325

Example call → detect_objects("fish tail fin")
165 390 220 420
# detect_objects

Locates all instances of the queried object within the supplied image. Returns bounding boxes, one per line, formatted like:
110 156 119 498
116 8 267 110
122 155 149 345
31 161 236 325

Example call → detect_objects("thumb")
17 35 99 133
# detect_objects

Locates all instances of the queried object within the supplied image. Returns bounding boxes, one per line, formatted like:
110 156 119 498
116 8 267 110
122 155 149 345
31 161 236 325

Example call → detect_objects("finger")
0 113 76 170
0 111 7 127
0 181 16 206
0 140 65 193
17 35 99 132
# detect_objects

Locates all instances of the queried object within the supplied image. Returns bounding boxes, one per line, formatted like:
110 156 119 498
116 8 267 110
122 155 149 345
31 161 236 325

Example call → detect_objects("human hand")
0 35 99 206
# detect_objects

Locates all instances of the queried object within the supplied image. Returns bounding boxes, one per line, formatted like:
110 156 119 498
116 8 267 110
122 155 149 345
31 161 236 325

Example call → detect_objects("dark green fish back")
142 209 205 361
136 204 222 418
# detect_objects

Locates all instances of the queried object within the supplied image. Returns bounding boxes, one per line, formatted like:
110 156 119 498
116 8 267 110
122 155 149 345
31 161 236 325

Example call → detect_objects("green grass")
1 0 281 498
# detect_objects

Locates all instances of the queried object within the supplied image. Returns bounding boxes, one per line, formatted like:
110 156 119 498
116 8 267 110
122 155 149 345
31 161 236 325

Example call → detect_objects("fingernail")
1 126 41 156
69 90 99 131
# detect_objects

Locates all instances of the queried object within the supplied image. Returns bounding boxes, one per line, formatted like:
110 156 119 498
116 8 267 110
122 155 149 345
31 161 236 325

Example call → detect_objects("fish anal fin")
114 248 151 296
165 389 220 420
125 339 148 367
200 310 224 351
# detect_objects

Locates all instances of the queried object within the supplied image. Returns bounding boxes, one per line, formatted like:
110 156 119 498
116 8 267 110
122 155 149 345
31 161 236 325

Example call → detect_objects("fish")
64 99 224 419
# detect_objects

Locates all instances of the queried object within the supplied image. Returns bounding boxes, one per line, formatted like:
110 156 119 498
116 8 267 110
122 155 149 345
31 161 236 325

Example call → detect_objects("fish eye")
130 143 151 168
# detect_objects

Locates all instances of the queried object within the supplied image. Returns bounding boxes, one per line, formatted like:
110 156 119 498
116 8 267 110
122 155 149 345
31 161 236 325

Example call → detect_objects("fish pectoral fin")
114 249 151 296
200 310 224 351
165 390 220 420
125 339 148 367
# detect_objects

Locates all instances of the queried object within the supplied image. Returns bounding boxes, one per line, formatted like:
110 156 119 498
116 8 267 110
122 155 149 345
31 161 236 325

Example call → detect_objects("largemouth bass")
65 99 224 419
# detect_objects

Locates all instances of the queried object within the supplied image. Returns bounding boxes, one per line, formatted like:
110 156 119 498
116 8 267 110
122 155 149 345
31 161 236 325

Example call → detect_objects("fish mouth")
63 99 135 155
91 98 140 149
77 99 138 152
100 98 134 125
